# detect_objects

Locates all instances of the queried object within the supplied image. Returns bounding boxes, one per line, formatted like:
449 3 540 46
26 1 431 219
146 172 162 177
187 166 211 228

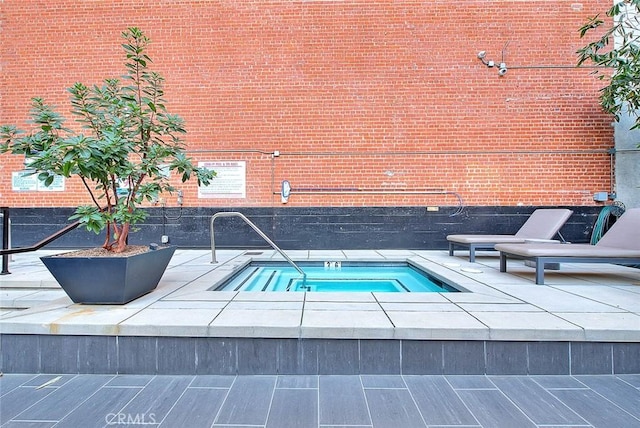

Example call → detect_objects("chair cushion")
446 235 524 245
495 242 640 258
514 208 573 239
596 208 640 250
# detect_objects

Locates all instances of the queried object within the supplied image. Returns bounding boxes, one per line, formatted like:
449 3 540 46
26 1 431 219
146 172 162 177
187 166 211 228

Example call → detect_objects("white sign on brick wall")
197 161 246 199
11 170 65 192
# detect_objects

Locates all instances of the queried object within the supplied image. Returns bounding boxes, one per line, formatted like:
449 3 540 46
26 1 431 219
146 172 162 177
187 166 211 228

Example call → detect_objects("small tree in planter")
0 28 216 303
0 27 214 253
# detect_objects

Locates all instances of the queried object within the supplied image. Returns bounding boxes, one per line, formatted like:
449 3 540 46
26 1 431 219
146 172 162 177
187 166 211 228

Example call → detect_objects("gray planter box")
41 246 176 304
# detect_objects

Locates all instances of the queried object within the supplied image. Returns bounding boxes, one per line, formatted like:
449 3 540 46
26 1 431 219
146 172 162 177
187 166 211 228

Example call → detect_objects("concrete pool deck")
1 248 639 375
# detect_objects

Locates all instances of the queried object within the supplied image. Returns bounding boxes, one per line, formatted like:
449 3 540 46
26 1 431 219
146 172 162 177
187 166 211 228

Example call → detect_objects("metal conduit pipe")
187 149 611 156
273 188 465 216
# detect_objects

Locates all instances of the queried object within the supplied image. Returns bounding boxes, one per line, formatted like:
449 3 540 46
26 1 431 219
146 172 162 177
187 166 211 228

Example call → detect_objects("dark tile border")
1 335 637 375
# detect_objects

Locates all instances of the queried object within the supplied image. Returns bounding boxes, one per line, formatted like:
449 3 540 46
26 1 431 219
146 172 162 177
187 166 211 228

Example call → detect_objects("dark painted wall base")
1 334 638 375
1 206 603 250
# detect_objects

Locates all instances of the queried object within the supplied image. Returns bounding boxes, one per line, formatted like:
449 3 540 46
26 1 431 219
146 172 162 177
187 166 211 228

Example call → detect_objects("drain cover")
244 251 264 255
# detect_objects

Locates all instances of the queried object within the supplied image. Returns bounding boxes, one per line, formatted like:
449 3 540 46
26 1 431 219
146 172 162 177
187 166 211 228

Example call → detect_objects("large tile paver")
0 305 139 335
231 291 305 302
373 292 450 303
554 312 640 341
56 387 141 428
489 376 588 426
555 285 640 312
304 292 377 302
302 309 394 338
118 308 222 336
549 388 640 427
471 311 585 341
496 285 627 312
215 376 276 425
160 388 226 427
118 376 193 421
14 375 113 421
209 309 302 337
266 388 318 428
318 376 371 426
457 303 544 312
0 384 56 424
365 388 427 427
456 389 537 428
442 291 523 304
147 300 227 309
404 375 478 426
304 301 382 311
224 300 303 310
389 311 490 340
576 375 640 419
380 302 464 312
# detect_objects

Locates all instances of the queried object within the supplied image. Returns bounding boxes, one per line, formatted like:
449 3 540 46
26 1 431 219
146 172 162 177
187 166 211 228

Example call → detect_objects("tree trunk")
112 224 130 253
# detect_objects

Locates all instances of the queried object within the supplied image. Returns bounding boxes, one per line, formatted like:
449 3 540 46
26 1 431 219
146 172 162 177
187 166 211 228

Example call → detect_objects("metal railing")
210 211 306 277
0 207 82 275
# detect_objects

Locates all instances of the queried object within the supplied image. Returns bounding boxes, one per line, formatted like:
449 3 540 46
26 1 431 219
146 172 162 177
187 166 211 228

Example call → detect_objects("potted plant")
0 28 215 304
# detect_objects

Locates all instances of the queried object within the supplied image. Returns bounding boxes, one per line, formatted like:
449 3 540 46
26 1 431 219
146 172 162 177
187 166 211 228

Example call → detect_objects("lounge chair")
495 208 640 285
446 208 573 262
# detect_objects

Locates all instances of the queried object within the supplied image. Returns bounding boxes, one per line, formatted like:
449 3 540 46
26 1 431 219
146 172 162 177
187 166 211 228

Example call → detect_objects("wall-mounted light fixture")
477 42 509 77
477 51 494 68
477 51 507 76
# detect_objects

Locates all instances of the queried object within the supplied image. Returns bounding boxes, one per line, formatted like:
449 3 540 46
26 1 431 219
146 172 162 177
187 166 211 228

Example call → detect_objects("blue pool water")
212 262 458 292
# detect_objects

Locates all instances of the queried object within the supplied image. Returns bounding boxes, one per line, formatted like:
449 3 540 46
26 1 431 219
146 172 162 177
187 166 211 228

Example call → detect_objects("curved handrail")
210 211 306 277
1 207 82 275
0 221 81 257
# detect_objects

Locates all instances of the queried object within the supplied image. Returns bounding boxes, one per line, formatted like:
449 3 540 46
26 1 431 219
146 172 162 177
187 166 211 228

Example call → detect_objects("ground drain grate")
244 251 264 255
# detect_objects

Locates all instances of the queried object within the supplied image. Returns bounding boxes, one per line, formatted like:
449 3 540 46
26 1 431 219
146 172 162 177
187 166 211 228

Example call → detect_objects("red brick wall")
0 0 613 209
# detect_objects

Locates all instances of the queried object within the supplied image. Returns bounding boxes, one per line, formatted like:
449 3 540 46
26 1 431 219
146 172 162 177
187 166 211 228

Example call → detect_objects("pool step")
261 270 279 292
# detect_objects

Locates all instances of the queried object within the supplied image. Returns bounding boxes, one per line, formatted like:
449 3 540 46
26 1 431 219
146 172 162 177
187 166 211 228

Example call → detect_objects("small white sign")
198 161 246 199
37 174 65 191
11 170 65 192
159 163 171 179
11 171 38 191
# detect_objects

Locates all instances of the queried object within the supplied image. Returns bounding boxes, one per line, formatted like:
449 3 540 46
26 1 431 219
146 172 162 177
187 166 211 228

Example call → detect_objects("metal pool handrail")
210 211 306 278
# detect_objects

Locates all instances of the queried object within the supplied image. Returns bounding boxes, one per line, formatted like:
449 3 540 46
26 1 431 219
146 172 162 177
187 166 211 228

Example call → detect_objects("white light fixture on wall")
477 51 507 76
477 42 509 77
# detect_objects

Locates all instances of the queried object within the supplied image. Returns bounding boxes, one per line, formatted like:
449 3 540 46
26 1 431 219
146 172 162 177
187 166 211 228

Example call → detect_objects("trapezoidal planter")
41 246 176 304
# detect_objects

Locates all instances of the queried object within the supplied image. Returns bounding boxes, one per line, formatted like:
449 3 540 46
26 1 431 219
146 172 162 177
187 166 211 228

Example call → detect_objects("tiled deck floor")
2 373 640 427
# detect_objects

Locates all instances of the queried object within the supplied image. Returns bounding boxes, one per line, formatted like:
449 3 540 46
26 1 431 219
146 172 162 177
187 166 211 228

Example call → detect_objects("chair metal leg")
535 262 545 285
